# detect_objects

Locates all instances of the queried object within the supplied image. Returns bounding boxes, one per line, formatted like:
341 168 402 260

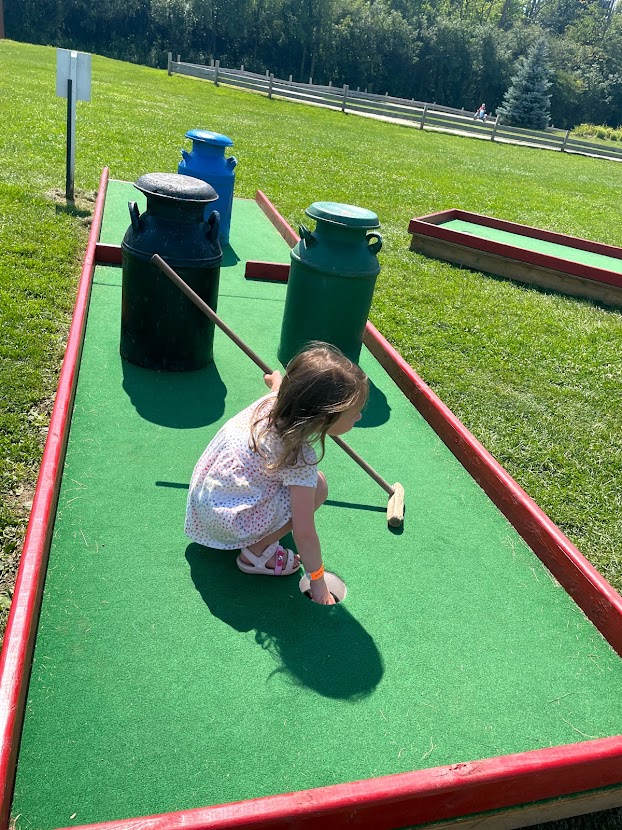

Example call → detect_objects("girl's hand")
310 577 336 605
264 371 282 392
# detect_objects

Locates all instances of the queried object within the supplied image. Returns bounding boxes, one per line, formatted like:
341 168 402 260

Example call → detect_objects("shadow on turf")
357 380 391 429
186 542 384 701
122 358 227 428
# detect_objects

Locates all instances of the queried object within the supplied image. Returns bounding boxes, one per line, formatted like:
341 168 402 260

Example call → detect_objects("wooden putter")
151 254 405 527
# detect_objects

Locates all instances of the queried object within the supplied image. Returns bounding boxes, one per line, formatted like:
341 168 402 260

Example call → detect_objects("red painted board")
95 243 122 265
0 168 110 830
51 737 622 830
408 210 622 290
244 260 290 282
362 321 622 657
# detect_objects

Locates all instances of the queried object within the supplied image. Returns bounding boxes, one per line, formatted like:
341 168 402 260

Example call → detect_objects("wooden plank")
409 234 622 308
422 786 622 829
0 168 110 830
244 260 290 282
363 319 622 656
95 242 122 265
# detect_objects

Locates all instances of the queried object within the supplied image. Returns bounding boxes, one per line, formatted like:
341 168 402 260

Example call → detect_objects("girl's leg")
240 473 328 567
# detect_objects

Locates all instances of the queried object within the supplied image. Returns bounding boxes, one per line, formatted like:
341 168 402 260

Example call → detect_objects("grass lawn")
1 38 622 830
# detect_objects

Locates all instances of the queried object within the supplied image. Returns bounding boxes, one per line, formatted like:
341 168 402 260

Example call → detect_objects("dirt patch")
46 187 98 228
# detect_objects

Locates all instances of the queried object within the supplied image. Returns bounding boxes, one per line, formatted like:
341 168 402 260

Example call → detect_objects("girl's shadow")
186 543 384 700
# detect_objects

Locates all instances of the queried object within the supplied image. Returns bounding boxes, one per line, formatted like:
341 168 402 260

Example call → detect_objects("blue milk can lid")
305 202 380 229
185 129 234 147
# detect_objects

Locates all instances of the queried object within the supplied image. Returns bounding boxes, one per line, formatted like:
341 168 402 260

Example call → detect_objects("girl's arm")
289 485 335 605
264 371 282 392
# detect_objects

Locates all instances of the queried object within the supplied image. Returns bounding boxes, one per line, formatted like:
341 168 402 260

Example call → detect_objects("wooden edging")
0 167 110 829
408 209 622 291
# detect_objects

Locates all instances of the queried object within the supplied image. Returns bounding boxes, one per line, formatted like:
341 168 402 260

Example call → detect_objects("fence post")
309 77 313 85
214 59 219 86
289 75 293 82
341 84 349 113
241 64 244 71
561 129 570 151
177 54 180 63
491 115 499 141
168 52 173 76
268 73 274 99
420 103 428 130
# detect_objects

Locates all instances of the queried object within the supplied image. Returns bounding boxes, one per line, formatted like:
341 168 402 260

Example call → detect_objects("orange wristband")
306 564 325 581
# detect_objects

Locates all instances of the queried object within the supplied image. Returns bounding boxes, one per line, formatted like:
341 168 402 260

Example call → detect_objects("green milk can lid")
305 201 380 229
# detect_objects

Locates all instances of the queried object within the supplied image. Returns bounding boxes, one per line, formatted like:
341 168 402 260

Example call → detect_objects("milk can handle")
128 201 141 232
227 155 238 170
299 224 316 248
366 232 382 255
206 209 220 242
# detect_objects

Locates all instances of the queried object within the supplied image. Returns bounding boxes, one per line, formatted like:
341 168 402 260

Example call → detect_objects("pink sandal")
236 542 299 576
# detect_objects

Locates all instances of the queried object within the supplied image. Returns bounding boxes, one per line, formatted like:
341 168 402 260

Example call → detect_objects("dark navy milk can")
121 172 223 371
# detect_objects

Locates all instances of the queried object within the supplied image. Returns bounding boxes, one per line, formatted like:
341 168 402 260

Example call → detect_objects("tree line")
6 0 622 128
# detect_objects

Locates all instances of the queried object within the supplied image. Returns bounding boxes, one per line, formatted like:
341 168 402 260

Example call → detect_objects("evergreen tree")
497 36 552 128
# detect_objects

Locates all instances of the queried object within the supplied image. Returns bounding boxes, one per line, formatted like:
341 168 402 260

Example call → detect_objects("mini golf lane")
408 208 622 308
8 181 622 830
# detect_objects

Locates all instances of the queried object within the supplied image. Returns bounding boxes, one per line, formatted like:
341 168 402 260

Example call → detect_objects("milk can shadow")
358 380 391 428
121 359 227 428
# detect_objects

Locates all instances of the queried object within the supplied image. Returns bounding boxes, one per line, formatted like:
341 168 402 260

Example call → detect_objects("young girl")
185 342 368 605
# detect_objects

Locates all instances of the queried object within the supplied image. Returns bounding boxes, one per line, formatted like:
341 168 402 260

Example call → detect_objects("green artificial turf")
10 183 622 829
442 219 622 274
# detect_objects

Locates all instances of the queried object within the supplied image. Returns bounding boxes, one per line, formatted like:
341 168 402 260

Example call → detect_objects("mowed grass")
1 38 622 830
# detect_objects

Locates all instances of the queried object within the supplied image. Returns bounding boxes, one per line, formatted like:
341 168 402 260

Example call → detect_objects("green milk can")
277 202 382 366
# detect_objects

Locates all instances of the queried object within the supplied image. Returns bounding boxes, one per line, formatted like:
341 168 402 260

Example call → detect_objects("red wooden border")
412 208 622 261
362 321 622 655
50 737 622 830
0 167 110 829
408 209 622 290
95 242 122 265
254 190 299 248
3 184 622 830
244 260 290 282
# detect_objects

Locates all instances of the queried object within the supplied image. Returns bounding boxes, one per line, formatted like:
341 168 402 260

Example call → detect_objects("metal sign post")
56 49 91 201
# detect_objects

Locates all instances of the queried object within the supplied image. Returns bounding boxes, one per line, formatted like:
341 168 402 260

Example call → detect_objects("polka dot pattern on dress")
185 393 318 549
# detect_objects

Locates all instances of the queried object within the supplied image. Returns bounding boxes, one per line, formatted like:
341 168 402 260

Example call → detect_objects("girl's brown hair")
250 342 368 471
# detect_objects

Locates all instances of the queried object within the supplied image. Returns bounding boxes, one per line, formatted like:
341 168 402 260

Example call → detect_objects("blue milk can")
178 129 237 246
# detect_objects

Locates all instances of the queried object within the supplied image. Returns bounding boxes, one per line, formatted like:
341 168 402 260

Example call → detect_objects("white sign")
56 49 91 101
56 49 92 199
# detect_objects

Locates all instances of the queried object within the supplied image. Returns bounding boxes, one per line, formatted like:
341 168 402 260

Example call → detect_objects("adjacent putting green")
11 181 622 829
442 219 622 274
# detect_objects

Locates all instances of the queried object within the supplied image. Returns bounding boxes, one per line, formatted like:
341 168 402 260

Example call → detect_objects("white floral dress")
185 394 318 549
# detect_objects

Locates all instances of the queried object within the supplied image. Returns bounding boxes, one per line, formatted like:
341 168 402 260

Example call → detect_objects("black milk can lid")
305 201 380 229
134 172 218 203
185 129 234 147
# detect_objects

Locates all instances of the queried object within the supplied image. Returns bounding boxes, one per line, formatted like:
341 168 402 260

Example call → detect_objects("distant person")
474 103 487 122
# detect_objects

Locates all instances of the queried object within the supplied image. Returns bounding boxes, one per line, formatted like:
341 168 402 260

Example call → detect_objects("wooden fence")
168 55 622 163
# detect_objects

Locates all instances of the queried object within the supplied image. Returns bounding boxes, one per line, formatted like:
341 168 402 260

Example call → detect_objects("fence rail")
168 55 622 163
